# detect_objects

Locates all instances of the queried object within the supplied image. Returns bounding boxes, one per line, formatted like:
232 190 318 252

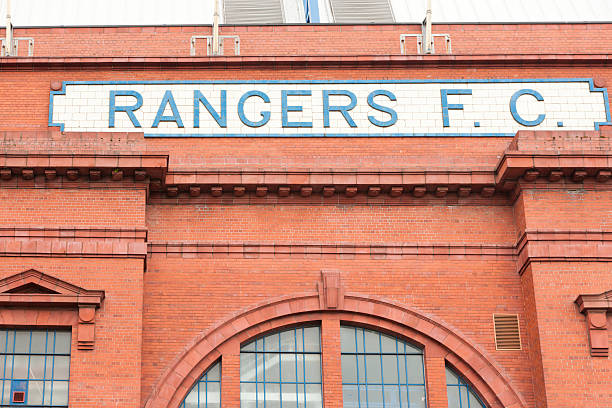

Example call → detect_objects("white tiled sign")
49 80 611 137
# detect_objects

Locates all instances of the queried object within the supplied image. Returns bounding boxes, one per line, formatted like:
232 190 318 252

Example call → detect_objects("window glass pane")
51 380 69 406
240 326 322 408
241 382 256 408
180 361 222 408
31 332 47 354
0 331 6 353
380 334 397 353
43 381 52 405
28 380 44 404
341 355 357 383
341 326 425 408
45 356 53 378
340 326 356 353
6 332 15 354
408 385 427 408
14 332 29 353
30 355 45 379
446 366 488 408
280 330 295 352
364 330 380 353
54 332 71 355
445 367 459 385
281 354 296 382
303 327 320 352
382 355 398 383
406 355 424 384
469 393 485 408
53 356 70 380
2 380 10 404
12 355 28 378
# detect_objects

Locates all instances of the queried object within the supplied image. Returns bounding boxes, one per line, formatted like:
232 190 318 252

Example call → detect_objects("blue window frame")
180 361 221 408
341 326 427 408
240 326 322 408
0 329 71 407
445 367 486 408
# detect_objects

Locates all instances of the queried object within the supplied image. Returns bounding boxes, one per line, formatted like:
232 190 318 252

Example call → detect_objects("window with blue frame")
0 329 71 407
240 326 323 408
445 367 486 408
341 326 427 408
302 0 320 23
181 360 221 408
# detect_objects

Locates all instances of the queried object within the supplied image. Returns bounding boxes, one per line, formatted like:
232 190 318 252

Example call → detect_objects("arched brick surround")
143 292 527 408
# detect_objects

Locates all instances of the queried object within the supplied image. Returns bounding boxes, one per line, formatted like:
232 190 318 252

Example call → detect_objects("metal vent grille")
224 0 283 24
493 314 521 350
330 0 394 23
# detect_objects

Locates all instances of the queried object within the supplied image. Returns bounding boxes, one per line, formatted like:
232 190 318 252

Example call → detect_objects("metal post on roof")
3 0 13 56
422 0 433 54
212 0 220 55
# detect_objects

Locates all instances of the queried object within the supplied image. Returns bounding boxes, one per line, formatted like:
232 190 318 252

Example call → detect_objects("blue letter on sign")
440 89 472 127
282 90 312 128
323 90 357 128
194 90 227 128
238 91 271 127
109 90 143 128
510 89 545 126
152 90 184 128
367 90 398 127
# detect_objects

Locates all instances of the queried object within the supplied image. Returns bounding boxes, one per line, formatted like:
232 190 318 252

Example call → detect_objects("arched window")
445 366 486 408
340 326 427 408
240 326 323 408
181 361 221 408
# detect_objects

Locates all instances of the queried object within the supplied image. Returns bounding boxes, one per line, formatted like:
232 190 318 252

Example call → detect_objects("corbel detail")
575 290 612 357
0 269 105 350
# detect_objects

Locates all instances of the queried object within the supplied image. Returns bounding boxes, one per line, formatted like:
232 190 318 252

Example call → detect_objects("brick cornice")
0 53 610 70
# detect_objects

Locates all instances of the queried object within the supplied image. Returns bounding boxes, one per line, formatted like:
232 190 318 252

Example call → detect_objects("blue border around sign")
48 78 612 137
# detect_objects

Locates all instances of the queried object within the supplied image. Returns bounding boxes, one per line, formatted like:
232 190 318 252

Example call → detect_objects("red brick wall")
2 23 611 57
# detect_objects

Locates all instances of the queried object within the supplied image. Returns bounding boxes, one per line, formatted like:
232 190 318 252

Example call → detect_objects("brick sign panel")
49 79 611 137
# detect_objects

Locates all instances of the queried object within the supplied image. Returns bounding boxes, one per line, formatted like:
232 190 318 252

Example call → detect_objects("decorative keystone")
233 186 246 197
300 186 313 197
22 169 34 180
44 169 57 181
412 186 426 197
210 186 223 197
367 186 381 197
595 170 611 183
66 169 79 181
575 290 612 357
344 186 358 198
189 186 201 197
89 169 101 181
166 186 179 197
134 170 147 181
481 186 496 197
458 186 472 197
523 169 540 182
548 170 563 182
255 186 268 197
322 186 335 197
0 169 11 180
111 169 123 181
434 186 448 197
389 186 403 197
317 269 345 309
278 186 290 197
572 170 588 183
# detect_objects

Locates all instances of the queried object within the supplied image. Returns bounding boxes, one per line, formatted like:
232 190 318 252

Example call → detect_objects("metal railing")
190 35 240 56
0 37 34 56
400 33 451 55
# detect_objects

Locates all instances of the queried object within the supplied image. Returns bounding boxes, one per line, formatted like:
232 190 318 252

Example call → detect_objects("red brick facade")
0 22 610 408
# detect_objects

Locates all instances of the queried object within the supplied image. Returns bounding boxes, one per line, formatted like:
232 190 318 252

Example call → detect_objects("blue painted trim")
47 78 612 135
281 90 313 128
441 89 472 127
509 89 545 126
309 0 320 23
152 90 184 128
557 121 564 127
143 132 516 138
237 90 271 127
474 122 480 128
323 90 357 128
367 90 397 127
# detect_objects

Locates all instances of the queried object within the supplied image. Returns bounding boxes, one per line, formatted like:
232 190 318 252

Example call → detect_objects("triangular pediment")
0 269 104 306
